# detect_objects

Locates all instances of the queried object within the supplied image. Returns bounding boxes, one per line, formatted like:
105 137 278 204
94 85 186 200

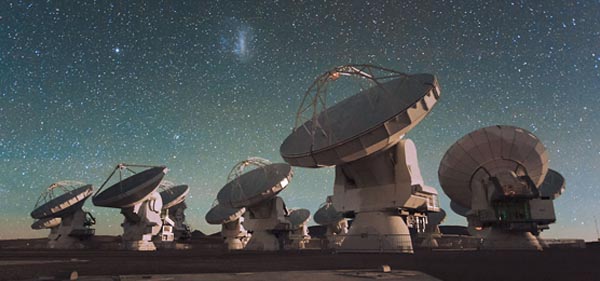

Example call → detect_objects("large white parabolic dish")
217 163 293 208
205 204 246 225
31 184 94 220
281 72 440 167
160 184 190 210
314 203 344 225
287 208 311 229
93 166 167 208
438 125 549 209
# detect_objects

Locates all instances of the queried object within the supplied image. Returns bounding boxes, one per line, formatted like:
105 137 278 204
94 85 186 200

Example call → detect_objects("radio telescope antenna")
217 162 292 209
281 65 441 253
158 182 191 243
210 158 302 251
439 125 564 250
159 183 190 210
286 208 312 249
206 204 249 250
30 181 95 249
313 196 348 249
93 163 168 251
204 157 273 250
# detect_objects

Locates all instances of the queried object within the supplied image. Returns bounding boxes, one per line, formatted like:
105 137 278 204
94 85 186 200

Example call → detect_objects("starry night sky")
0 1 598 240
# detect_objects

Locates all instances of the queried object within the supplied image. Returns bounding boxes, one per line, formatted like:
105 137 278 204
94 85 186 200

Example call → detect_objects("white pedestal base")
338 211 413 253
225 237 246 250
120 191 163 251
123 239 157 251
482 228 542 250
244 230 280 251
46 209 94 249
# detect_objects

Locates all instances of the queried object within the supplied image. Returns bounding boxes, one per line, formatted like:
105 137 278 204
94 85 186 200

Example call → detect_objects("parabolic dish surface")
205 204 246 225
93 166 167 208
160 184 190 209
314 204 344 225
287 208 311 229
30 184 93 220
281 73 440 167
217 163 292 208
438 125 548 208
